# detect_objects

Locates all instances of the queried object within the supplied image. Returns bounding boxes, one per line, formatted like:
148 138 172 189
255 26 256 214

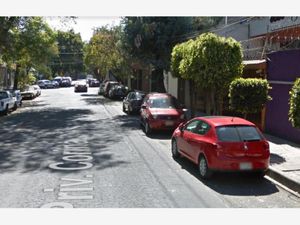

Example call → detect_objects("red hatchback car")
171 116 270 179
140 93 186 135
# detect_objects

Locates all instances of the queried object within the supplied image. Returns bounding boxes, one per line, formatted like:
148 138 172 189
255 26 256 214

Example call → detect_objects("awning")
243 59 266 70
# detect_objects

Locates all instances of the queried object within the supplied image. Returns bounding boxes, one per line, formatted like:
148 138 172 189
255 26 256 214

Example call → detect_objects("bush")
229 78 272 118
289 78 300 128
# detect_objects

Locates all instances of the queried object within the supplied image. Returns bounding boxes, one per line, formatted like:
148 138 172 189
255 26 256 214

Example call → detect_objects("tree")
84 26 129 81
0 17 59 89
289 78 300 128
50 30 84 78
121 17 194 92
0 17 21 59
171 32 243 115
228 78 272 119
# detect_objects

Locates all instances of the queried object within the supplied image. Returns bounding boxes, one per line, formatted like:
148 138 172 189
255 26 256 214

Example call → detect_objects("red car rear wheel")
198 155 212 179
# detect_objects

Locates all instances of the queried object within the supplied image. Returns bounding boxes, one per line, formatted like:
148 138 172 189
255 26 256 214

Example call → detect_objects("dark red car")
140 93 186 135
171 116 270 179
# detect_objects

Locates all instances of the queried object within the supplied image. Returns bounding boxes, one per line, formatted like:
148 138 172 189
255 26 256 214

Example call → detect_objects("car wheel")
4 105 9 115
145 121 152 135
128 105 133 115
13 102 17 111
122 104 126 113
198 155 212 179
171 138 180 159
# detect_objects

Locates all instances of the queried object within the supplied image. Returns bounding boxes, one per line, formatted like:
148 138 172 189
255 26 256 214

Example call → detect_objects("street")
0 87 299 208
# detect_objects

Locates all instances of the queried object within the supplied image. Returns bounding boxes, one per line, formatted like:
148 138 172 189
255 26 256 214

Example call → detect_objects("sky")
45 16 122 42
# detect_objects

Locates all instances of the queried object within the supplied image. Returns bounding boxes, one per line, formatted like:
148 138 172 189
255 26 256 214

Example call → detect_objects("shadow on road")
174 157 280 196
81 95 122 106
0 107 129 173
270 153 286 165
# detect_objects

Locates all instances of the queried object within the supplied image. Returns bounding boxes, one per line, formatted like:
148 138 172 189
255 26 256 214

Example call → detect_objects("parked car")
54 76 63 86
37 80 46 89
89 78 100 87
140 93 186 135
74 80 88 92
51 80 59 88
61 78 71 87
103 81 119 97
108 84 128 99
123 90 146 114
98 83 105 95
0 90 15 115
171 116 270 179
5 89 22 109
21 86 36 100
32 85 41 96
38 80 53 89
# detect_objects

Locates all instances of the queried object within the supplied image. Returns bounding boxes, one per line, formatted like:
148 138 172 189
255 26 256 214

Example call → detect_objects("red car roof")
196 116 255 127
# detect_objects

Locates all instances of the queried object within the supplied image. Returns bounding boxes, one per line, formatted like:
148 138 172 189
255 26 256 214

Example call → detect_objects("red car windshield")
149 97 180 109
216 125 262 142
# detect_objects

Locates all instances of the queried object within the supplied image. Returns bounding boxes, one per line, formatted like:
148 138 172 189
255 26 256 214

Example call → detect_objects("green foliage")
289 78 300 128
18 71 36 90
0 17 59 88
229 78 272 116
50 29 84 77
84 26 129 79
171 32 244 114
192 17 222 31
121 17 194 70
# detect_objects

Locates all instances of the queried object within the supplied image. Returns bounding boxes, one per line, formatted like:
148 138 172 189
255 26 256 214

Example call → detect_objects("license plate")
165 121 174 126
239 162 253 170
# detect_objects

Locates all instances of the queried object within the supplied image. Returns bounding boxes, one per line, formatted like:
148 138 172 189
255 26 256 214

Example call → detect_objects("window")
197 121 211 135
136 92 145 100
149 97 180 109
216 125 262 142
0 92 8 100
185 120 210 135
185 120 201 132
127 92 133 99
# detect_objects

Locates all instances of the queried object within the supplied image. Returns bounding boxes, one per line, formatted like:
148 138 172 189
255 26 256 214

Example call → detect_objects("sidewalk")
264 134 300 194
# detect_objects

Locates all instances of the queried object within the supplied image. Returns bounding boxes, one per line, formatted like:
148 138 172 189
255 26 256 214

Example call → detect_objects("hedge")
229 78 272 118
289 78 300 128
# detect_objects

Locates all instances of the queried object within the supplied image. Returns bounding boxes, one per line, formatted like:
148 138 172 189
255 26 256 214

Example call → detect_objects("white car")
21 86 36 100
32 85 41 96
0 90 15 115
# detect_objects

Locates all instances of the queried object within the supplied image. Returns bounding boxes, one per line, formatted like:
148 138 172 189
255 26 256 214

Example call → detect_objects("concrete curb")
267 166 300 194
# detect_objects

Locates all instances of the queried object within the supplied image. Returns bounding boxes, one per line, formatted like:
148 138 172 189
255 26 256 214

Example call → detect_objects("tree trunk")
210 90 217 115
13 64 20 90
151 68 166 93
189 80 194 118
205 90 212 115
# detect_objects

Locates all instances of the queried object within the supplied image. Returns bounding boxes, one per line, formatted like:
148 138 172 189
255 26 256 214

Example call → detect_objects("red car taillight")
263 141 270 151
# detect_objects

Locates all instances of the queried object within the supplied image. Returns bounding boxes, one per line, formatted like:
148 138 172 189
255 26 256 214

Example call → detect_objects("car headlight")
180 114 185 119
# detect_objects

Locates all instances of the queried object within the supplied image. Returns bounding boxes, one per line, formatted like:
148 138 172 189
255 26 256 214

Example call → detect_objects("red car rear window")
216 125 262 142
149 97 180 109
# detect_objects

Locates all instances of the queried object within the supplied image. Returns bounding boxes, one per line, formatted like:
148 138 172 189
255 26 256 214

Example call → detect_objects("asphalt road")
0 87 299 208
